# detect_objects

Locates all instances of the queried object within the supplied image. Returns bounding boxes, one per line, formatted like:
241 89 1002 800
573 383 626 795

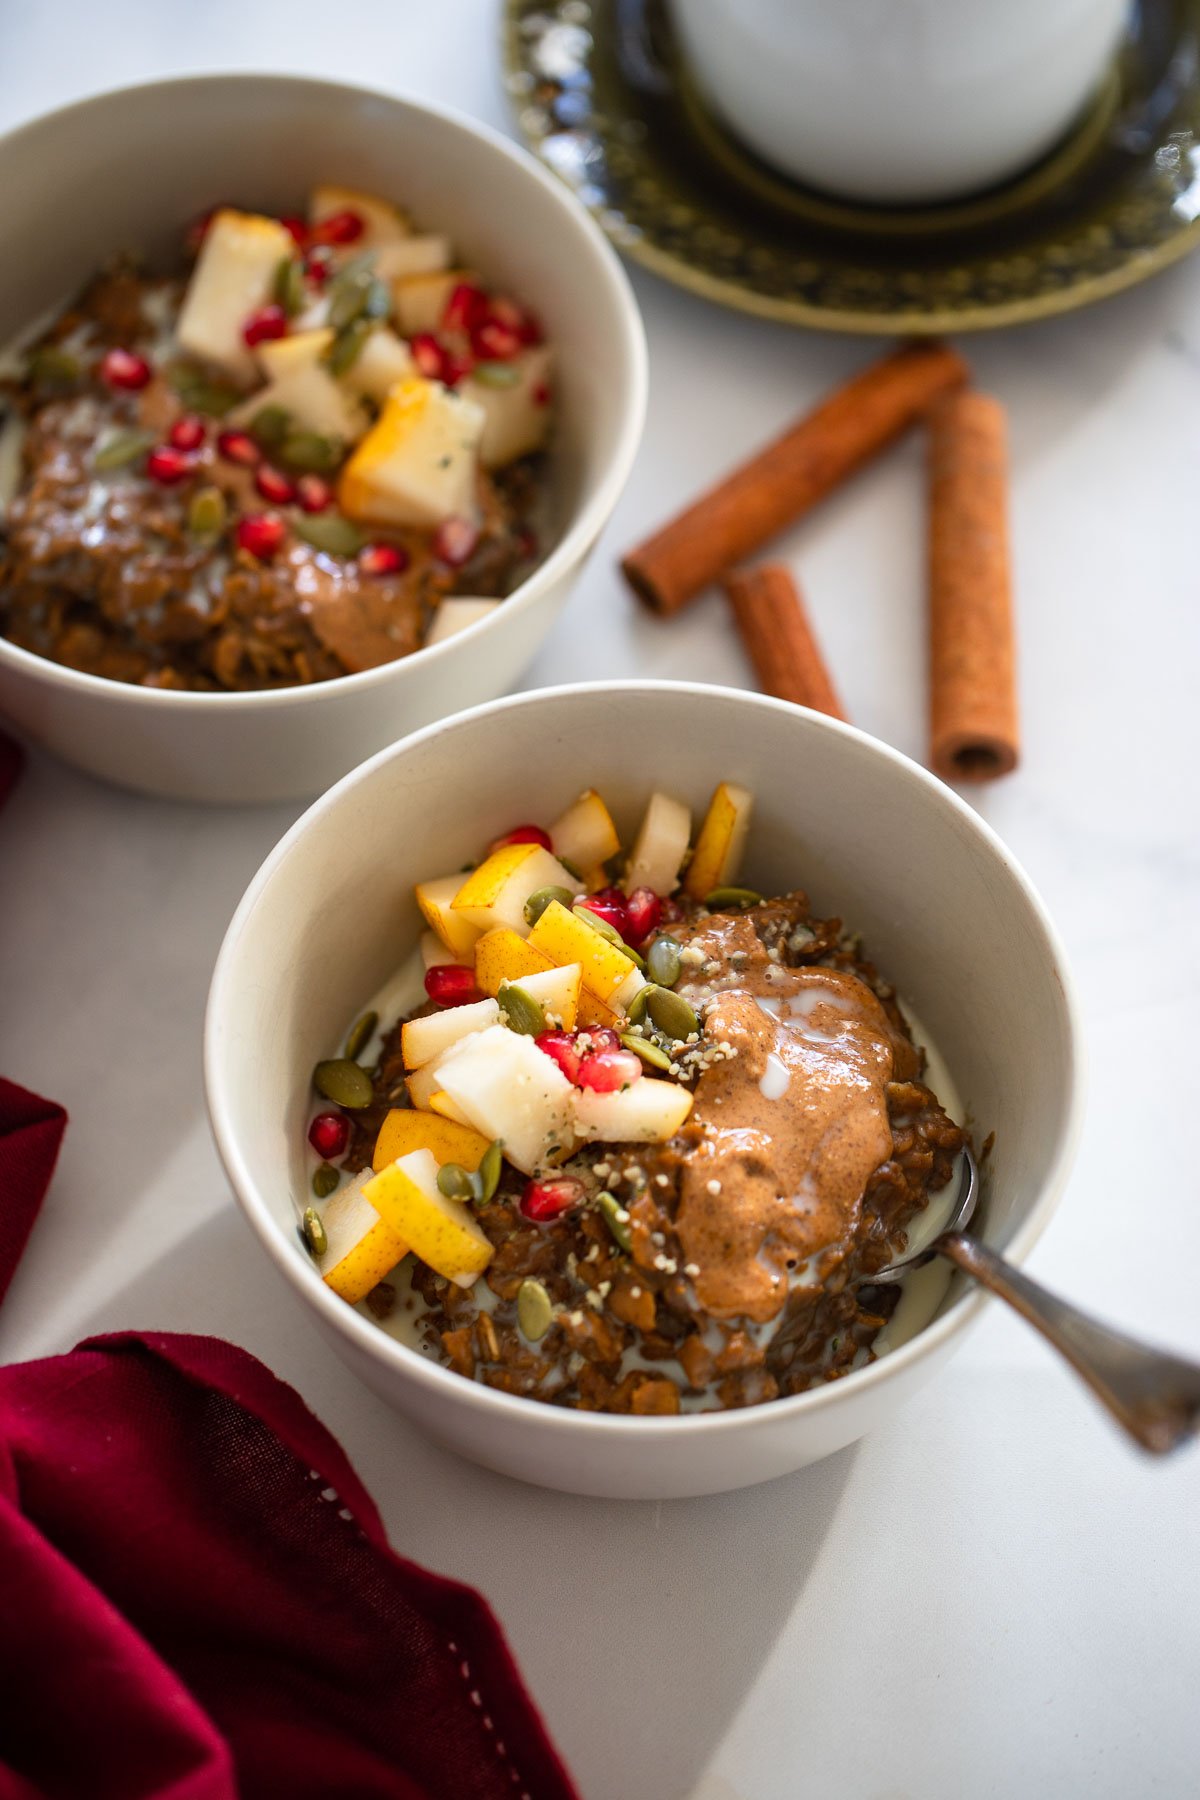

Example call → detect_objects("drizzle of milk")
758 1051 790 1100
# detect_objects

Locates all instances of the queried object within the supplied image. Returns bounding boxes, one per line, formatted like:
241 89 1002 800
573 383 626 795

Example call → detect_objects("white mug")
667 0 1131 206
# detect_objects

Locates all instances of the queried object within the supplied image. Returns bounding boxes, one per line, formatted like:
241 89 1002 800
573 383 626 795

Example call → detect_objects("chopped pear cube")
393 269 477 336
342 327 414 402
576 988 622 1031
527 900 639 1005
451 842 577 934
420 929 471 972
406 1064 472 1123
229 360 369 443
684 782 755 900
317 1169 409 1303
549 787 620 873
415 873 484 960
611 966 647 1016
473 927 554 996
624 792 692 897
310 184 409 246
434 1024 575 1174
338 376 484 529
177 208 296 385
573 1080 694 1144
256 327 334 382
513 962 582 1031
372 1108 490 1174
401 996 499 1069
462 346 553 469
424 597 501 647
376 236 453 283
365 1150 492 1286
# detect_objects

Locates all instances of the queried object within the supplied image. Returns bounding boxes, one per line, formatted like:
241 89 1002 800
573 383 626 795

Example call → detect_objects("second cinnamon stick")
722 564 846 721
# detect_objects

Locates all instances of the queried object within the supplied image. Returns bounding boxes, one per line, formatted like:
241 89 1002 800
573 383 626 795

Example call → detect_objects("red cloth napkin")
0 730 578 1800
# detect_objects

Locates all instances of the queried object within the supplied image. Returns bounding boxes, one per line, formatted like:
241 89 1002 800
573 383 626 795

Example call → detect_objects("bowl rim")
205 679 1087 1438
0 70 648 711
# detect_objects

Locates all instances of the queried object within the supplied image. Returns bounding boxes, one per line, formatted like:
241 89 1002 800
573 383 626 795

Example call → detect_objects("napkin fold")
0 728 577 1800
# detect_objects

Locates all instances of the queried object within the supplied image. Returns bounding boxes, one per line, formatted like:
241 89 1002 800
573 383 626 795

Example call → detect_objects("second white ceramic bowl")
206 683 1083 1498
0 76 646 801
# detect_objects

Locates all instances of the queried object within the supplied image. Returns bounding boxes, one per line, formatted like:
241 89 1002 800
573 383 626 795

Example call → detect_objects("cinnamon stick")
722 564 846 721
623 340 969 616
927 390 1018 781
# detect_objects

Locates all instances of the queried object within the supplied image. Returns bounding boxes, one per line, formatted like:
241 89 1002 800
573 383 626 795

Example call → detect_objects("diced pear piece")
392 268 478 336
365 1150 492 1286
401 996 499 1069
428 1091 473 1126
527 900 639 1005
416 874 484 961
177 209 296 385
624 792 692 898
611 966 647 1016
342 327 414 403
229 360 369 443
420 929 471 972
462 346 553 469
573 1080 694 1144
513 962 582 1031
338 376 484 529
549 788 620 873
256 327 334 382
317 1169 409 1303
372 1108 490 1173
434 1024 576 1174
473 927 554 997
376 236 453 283
310 184 409 247
406 1064 470 1122
684 782 755 900
451 843 577 935
576 987 621 1031
424 597 501 647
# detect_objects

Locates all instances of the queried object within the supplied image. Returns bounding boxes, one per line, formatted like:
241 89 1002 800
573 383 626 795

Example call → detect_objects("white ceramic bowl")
0 76 645 802
206 683 1084 1498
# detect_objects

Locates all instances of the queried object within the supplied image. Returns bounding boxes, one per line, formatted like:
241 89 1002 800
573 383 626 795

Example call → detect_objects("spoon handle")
937 1231 1200 1454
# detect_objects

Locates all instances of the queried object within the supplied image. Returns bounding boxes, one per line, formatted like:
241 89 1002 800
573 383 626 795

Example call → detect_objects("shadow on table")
70 1199 857 1800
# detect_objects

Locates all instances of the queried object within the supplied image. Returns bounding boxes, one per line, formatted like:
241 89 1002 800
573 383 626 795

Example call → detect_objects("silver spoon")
872 1146 1200 1454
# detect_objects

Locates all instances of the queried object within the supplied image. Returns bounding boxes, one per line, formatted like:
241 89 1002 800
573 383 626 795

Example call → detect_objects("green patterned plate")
503 0 1200 331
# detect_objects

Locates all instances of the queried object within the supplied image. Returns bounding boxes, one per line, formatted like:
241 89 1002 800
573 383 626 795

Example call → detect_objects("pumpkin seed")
167 363 239 415
281 430 344 472
596 1192 632 1253
498 980 546 1037
273 255 306 318
625 984 654 1027
646 986 700 1042
704 886 763 910
187 485 227 537
517 1277 553 1341
438 1161 480 1202
294 512 364 557
343 1009 378 1060
364 277 391 320
92 428 155 472
477 1139 504 1203
303 1204 329 1253
311 1164 339 1200
523 884 575 927
327 263 386 333
473 360 520 388
620 1032 673 1072
572 905 644 966
326 318 373 377
27 346 81 386
250 403 292 448
645 935 682 988
312 1057 373 1109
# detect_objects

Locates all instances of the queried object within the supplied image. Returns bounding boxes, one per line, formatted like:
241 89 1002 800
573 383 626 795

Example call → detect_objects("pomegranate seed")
583 1027 622 1054
472 320 520 361
442 282 489 333
440 350 475 388
577 889 630 940
520 1175 586 1223
432 517 479 567
168 414 206 451
487 295 525 332
145 444 193 486
577 1048 642 1094
532 382 551 407
517 309 544 346
661 895 685 924
305 248 335 287
535 1029 584 1085
424 964 481 1008
310 208 365 246
624 887 663 946
489 824 552 852
255 464 295 505
100 348 152 391
295 474 333 514
217 429 261 468
410 332 446 380
184 207 217 256
308 1111 350 1159
236 512 286 560
280 214 309 247
243 304 288 348
359 542 410 578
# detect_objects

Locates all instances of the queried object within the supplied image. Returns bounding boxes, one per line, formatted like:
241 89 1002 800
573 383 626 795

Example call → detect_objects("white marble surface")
1 7 1198 1798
